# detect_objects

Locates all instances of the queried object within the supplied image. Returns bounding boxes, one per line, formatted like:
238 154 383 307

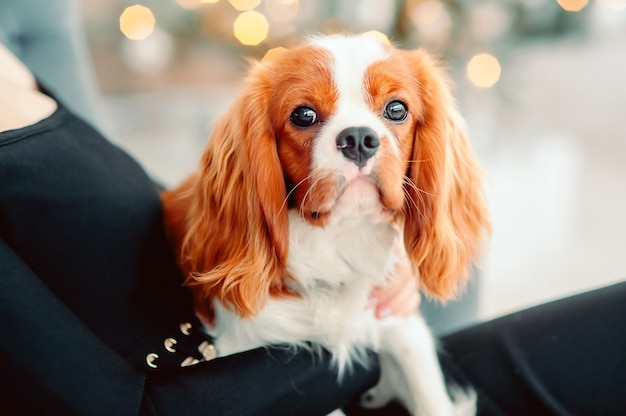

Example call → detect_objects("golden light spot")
409 0 444 26
233 11 269 45
201 0 220 3
466 53 501 88
229 0 261 11
262 47 287 63
361 30 390 45
264 0 299 22
407 0 452 44
556 0 588 11
119 5 156 40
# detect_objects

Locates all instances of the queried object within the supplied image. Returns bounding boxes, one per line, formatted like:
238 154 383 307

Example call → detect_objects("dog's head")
166 34 489 320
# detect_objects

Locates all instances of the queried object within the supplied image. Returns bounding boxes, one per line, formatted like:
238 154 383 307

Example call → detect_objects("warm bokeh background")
81 0 625 320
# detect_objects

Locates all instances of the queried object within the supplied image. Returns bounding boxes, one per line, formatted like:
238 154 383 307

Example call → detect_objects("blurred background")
35 0 626 320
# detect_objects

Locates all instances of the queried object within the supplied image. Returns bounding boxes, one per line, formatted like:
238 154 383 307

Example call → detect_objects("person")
4 41 626 416
0 2 426 413
2 5 625 415
0 39 424 414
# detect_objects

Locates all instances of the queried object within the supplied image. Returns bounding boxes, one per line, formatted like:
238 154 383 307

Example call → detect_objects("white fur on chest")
207 210 399 375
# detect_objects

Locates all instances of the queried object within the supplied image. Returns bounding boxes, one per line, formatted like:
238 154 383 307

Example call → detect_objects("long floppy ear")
166 66 290 320
403 50 490 300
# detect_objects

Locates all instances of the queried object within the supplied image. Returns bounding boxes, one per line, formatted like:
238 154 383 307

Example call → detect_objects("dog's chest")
208 213 399 362
286 211 398 291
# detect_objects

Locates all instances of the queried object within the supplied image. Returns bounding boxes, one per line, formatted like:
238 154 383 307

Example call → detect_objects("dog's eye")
383 100 408 123
290 106 317 128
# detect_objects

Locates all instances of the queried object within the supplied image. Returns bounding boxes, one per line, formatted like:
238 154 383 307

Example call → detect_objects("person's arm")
0 238 146 414
439 281 626 415
145 347 379 416
1 238 379 415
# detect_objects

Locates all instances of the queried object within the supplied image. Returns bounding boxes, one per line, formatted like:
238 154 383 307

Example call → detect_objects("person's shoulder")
0 43 58 133
0 78 57 133
0 43 37 90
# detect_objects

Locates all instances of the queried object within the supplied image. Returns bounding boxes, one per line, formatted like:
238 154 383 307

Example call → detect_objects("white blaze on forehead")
309 36 399 176
310 35 389 108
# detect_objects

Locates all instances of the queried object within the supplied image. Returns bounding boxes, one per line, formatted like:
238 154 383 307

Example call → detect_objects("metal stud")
146 353 159 369
179 322 192 336
164 337 177 353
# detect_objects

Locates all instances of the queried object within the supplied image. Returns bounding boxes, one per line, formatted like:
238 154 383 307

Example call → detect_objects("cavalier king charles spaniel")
162 34 489 415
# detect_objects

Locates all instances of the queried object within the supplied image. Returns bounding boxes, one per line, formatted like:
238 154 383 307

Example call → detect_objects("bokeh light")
262 46 287 63
557 0 589 11
233 11 269 45
119 5 156 40
121 27 173 73
408 0 453 44
264 0 299 23
361 30 390 45
466 53 501 88
469 3 511 41
229 0 261 11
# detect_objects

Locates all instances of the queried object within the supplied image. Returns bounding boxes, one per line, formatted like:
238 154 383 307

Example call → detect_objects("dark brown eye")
290 106 317 128
384 100 408 123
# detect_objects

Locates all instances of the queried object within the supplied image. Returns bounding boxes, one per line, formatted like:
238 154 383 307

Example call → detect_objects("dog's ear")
402 49 490 300
175 67 291 319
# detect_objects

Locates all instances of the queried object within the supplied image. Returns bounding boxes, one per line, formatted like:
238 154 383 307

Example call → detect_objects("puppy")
162 34 489 415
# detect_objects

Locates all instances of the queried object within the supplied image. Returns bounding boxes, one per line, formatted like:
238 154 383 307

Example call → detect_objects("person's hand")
368 251 420 319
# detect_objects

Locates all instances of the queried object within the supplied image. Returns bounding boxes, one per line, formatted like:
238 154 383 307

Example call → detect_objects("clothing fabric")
442 281 626 416
0 95 378 415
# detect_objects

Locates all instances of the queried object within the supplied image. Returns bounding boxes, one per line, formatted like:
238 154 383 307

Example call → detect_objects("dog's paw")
359 384 395 409
449 385 477 416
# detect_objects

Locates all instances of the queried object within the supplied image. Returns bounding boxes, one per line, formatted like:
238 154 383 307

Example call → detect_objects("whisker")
402 184 419 212
277 175 312 219
300 170 327 219
403 176 430 224
402 180 421 215
405 158 431 164
403 175 436 197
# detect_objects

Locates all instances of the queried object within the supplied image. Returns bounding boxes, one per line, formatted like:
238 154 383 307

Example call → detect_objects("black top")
0 97 378 415
0 100 197 359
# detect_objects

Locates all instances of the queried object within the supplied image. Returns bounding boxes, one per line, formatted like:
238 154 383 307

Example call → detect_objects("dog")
161 34 489 415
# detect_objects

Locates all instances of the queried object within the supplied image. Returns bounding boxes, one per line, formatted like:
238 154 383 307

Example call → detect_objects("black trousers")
346 281 626 416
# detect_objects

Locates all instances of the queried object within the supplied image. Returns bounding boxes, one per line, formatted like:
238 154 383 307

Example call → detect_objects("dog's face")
170 35 489 319
266 36 417 226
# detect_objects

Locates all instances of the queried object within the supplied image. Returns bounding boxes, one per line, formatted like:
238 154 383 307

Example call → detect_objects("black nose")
335 127 380 167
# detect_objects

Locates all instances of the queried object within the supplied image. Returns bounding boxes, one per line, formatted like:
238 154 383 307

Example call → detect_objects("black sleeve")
0 237 146 414
0 238 379 415
144 348 379 416
439 281 626 416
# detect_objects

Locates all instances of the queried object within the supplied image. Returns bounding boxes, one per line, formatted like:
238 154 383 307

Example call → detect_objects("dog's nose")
335 127 380 167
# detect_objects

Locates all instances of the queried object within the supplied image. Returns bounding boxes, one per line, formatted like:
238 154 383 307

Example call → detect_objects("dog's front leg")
361 315 475 416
